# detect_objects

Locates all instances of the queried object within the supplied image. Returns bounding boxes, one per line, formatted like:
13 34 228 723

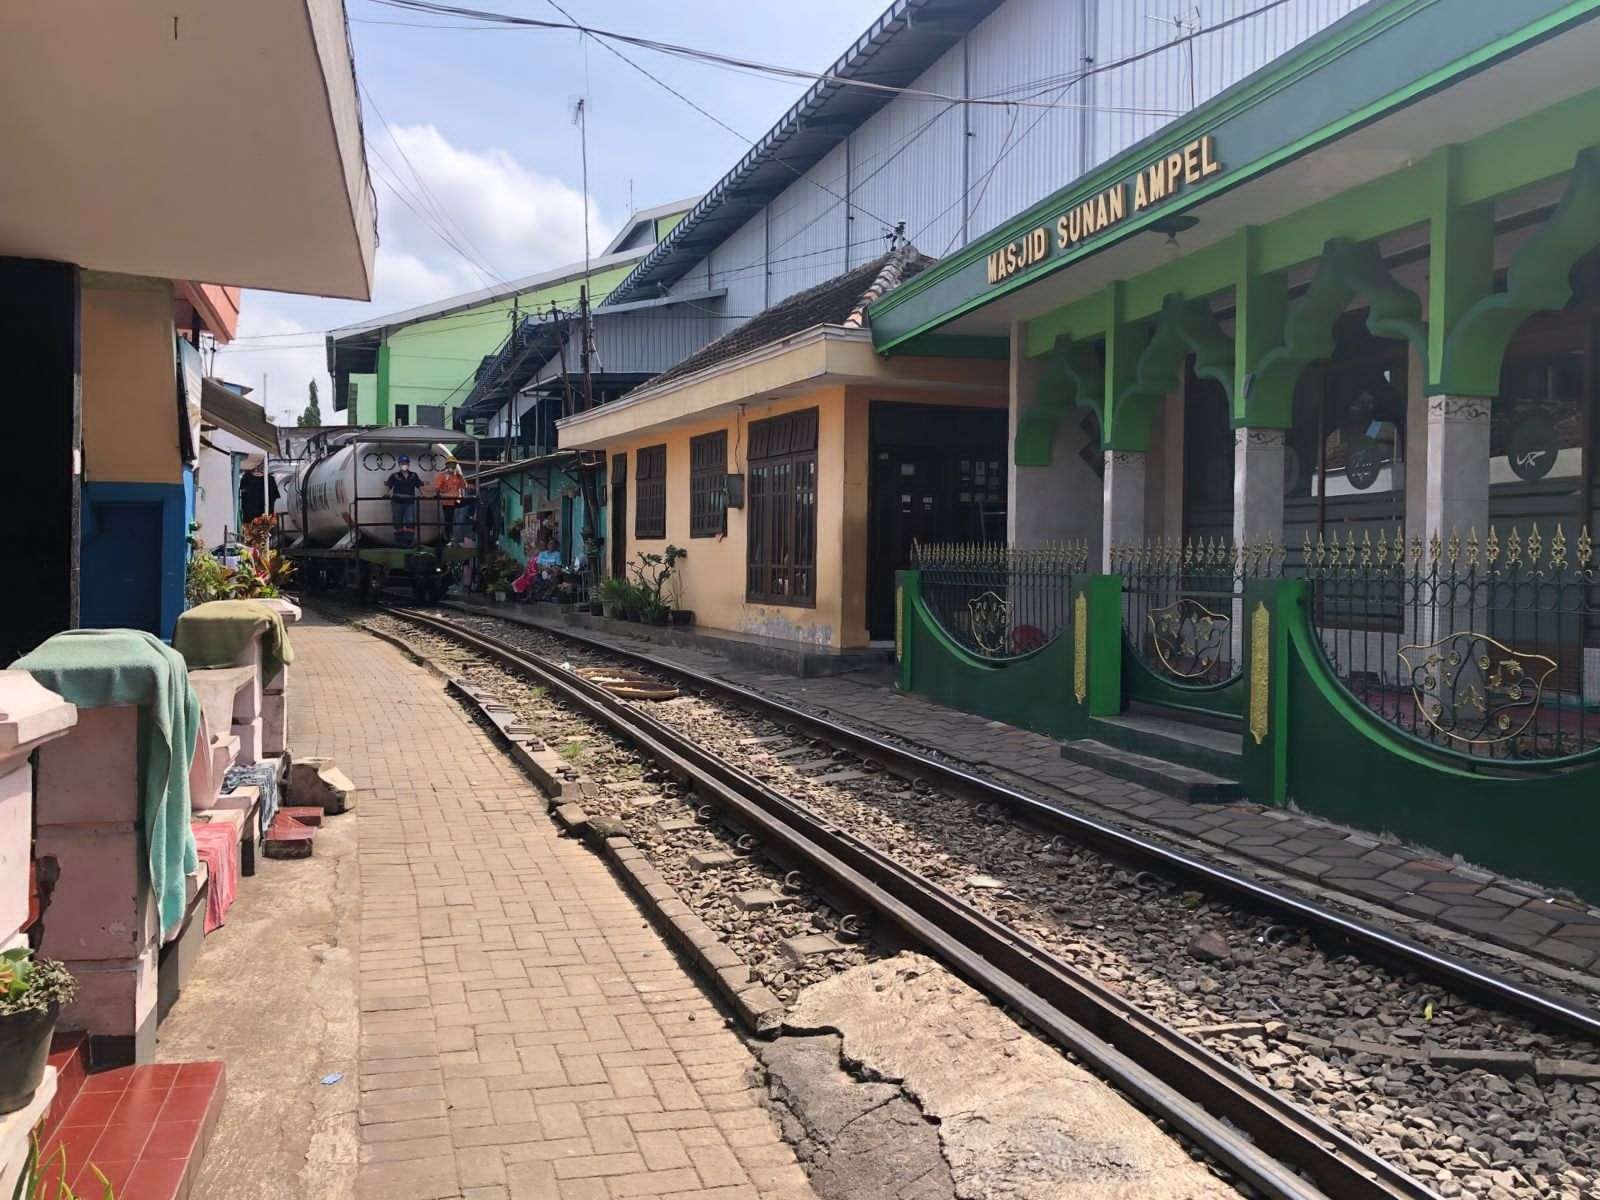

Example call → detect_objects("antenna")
572 97 592 291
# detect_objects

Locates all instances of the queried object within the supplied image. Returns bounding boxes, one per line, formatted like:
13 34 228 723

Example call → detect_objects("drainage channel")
417 604 1600 1046
390 606 1440 1200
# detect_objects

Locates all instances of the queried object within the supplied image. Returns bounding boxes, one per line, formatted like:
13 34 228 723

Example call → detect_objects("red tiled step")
37 1032 90 1148
40 1061 225 1200
277 806 324 828
262 812 316 860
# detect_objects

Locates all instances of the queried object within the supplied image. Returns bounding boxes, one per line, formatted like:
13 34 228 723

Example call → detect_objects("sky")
215 0 884 425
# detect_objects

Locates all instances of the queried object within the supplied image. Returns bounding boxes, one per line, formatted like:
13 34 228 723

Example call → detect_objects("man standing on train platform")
434 456 470 544
384 453 424 547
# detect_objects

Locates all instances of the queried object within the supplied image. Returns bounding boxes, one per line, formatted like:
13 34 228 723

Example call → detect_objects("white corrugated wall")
660 0 1368 321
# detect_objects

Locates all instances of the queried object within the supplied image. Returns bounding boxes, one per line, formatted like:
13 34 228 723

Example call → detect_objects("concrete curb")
358 618 787 1037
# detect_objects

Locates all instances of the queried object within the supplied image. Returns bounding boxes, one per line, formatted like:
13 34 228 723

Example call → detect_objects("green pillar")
1078 574 1124 719
375 342 392 426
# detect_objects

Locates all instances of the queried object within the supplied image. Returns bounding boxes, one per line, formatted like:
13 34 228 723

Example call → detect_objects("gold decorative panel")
1073 592 1088 703
1249 601 1270 746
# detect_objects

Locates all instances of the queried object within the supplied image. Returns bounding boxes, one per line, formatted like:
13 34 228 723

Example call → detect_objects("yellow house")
557 248 1007 657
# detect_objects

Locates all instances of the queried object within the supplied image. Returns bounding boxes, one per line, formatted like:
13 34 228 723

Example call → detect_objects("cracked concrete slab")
785 953 1234 1200
761 1034 955 1200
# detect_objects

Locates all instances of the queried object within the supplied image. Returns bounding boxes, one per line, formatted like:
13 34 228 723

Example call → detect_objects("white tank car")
294 438 451 548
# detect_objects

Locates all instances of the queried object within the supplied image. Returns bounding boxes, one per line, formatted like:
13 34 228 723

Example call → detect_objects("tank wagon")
279 426 477 602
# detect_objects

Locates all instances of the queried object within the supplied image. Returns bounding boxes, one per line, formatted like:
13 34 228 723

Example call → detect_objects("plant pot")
646 609 669 627
601 603 620 619
669 609 695 627
0 1003 60 1114
588 602 605 616
492 591 507 604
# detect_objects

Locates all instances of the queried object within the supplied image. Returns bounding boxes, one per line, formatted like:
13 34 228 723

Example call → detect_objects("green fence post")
1081 574 1124 719
1239 578 1296 806
895 570 918 693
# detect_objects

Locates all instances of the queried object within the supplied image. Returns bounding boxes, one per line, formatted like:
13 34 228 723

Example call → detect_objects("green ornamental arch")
1105 293 1233 451
1436 148 1600 396
1015 337 1104 466
1243 238 1425 429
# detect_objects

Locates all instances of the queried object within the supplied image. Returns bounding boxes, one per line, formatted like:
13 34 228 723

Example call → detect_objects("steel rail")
392 607 1442 1200
423 604 1600 1044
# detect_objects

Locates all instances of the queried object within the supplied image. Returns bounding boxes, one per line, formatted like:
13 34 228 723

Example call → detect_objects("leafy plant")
185 518 295 606
0 949 76 1017
559 739 586 764
480 552 521 594
597 576 645 616
10 1135 114 1200
629 545 687 619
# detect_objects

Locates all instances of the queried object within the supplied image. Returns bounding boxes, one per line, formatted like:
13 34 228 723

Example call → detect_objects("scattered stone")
782 934 843 963
287 756 357 814
1187 931 1231 963
553 803 589 833
734 889 782 912
965 874 1006 890
653 817 696 835
689 850 736 872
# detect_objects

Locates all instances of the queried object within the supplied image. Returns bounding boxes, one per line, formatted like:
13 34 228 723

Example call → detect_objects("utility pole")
553 299 573 421
579 285 595 413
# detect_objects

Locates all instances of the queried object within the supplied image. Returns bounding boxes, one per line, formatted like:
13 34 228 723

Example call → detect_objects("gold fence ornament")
1528 522 1543 567
1581 526 1593 569
1396 631 1556 746
1147 597 1230 680
1551 523 1568 570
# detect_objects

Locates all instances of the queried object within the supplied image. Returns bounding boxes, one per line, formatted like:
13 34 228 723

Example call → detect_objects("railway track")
418 606 1600 1041
370 604 1600 1200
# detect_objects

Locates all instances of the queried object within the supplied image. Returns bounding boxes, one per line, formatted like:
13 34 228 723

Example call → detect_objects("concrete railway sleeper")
377 605 1472 1200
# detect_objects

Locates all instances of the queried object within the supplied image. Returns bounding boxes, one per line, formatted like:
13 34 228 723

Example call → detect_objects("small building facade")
559 249 1007 651
325 199 697 429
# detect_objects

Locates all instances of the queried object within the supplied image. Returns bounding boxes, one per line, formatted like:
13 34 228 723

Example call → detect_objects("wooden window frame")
745 409 818 607
689 430 728 538
635 444 667 541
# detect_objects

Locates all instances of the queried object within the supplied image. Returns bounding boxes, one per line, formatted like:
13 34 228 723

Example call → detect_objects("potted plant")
479 553 520 604
0 948 76 1115
597 576 630 619
630 546 687 629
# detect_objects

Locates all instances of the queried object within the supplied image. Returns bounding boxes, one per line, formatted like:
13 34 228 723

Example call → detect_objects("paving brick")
292 619 817 1200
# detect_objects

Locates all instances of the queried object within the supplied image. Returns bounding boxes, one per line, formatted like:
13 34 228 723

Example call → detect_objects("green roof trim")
869 0 1600 353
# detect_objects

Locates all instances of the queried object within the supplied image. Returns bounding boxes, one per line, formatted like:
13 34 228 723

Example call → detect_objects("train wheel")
358 562 377 604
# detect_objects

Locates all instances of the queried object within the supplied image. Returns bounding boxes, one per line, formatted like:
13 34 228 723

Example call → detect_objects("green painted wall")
364 262 638 429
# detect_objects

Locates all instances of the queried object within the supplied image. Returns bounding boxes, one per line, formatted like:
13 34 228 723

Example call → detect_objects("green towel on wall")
14 629 201 938
173 599 295 682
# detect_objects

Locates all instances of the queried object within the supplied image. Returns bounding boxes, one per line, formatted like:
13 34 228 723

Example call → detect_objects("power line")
363 0 1184 118
361 80 512 290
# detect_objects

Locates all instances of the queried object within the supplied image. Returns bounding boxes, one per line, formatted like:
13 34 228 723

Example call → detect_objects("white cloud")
374 123 613 290
214 124 615 425
211 305 332 427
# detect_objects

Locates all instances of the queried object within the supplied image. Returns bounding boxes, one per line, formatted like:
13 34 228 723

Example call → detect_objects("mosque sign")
986 134 1223 286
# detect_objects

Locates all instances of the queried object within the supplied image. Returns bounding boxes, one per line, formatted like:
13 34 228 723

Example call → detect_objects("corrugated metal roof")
605 0 1004 305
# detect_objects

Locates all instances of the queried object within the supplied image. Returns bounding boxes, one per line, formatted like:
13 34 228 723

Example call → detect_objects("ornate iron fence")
912 541 1088 659
1112 538 1285 685
1305 524 1600 763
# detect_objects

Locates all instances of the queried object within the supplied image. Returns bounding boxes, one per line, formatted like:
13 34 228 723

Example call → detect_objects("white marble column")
1102 450 1147 571
1231 427 1287 552
1423 394 1491 554
1423 394 1491 644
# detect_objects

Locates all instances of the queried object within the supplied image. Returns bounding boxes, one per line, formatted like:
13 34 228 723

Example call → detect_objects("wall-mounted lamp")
1148 213 1199 251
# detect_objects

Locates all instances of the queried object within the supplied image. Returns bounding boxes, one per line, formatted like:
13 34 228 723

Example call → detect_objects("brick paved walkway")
295 615 817 1200
469 605 1600 983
